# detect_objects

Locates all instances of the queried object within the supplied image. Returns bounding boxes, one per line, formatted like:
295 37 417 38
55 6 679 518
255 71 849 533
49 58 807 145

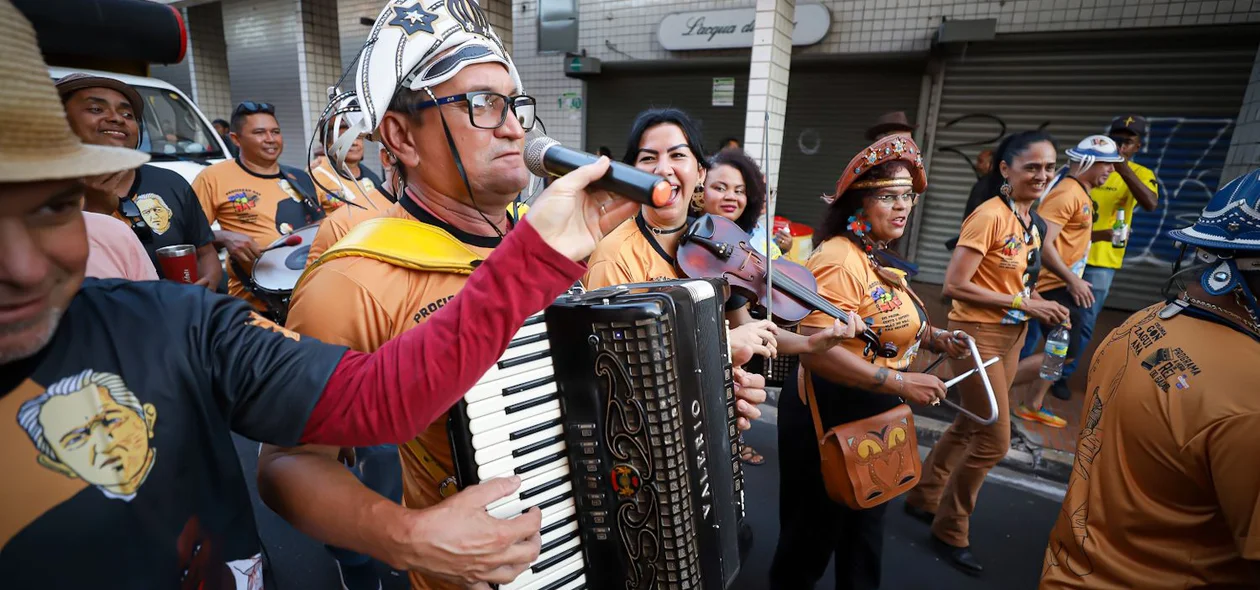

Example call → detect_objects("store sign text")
657 5 831 51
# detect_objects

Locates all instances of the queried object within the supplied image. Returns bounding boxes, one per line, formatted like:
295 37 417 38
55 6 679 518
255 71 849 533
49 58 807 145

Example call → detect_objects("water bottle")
1111 210 1128 249
1040 324 1070 381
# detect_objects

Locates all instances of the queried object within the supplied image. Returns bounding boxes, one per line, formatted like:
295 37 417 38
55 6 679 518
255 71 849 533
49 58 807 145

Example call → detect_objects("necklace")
1183 292 1260 334
644 218 687 234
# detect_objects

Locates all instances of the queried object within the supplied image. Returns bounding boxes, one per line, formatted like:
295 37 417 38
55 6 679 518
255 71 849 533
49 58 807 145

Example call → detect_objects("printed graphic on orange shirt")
870 285 903 313
247 312 301 341
413 295 457 323
1000 235 1021 257
15 370 158 502
1142 346 1201 392
228 190 260 213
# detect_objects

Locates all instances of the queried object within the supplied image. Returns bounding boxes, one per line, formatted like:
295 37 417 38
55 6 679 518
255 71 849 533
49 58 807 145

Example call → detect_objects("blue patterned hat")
1169 169 1260 254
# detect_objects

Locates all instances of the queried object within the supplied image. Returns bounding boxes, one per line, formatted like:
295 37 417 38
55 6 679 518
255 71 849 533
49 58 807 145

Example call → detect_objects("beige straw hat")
0 0 148 183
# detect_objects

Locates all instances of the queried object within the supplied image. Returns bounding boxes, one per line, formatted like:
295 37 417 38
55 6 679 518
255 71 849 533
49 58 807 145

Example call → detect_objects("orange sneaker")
1015 403 1067 428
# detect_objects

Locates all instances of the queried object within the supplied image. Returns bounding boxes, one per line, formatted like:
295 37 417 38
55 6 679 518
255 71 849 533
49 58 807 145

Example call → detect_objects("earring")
691 185 706 212
1000 178 1013 198
847 208 871 237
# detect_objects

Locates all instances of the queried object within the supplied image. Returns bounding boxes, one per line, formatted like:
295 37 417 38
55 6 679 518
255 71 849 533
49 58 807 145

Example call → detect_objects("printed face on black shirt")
123 166 215 278
0 279 347 587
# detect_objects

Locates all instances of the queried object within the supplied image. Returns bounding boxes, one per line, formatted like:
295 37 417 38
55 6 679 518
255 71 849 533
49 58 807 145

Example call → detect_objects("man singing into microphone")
256 3 768 589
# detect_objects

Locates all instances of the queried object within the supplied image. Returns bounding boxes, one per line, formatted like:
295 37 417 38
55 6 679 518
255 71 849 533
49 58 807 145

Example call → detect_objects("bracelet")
1011 293 1024 310
894 371 905 394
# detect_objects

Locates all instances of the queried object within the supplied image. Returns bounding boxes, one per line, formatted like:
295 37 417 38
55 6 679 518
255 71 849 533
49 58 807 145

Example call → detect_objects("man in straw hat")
256 2 749 589
1040 168 1260 589
0 0 638 586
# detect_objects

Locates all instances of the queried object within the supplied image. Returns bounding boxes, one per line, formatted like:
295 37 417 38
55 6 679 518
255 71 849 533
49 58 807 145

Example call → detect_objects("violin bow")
761 111 775 379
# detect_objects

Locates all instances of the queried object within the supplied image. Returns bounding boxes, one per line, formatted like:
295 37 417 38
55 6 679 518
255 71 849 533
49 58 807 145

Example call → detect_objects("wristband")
894 371 905 394
1011 293 1024 310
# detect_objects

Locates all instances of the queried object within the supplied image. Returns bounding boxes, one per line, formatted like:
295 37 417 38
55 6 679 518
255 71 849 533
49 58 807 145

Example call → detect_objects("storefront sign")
712 77 735 106
657 4 831 51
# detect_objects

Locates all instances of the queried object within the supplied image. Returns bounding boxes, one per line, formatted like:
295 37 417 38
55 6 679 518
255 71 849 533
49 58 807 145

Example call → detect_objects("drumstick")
261 234 303 253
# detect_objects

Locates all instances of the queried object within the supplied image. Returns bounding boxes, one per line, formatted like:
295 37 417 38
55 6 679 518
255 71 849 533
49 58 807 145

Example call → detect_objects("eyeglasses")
870 192 919 207
234 101 275 116
118 199 153 243
404 91 537 131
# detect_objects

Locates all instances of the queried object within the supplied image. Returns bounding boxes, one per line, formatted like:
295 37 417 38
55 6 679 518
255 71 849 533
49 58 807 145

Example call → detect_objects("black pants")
769 384 888 590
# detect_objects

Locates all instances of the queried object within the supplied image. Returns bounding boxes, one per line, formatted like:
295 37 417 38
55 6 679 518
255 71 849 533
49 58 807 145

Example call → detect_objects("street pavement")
236 410 1064 590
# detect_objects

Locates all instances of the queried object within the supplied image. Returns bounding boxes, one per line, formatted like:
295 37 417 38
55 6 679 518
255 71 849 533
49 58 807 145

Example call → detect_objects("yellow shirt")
583 215 678 289
192 159 322 306
285 202 498 590
1086 161 1158 269
1041 304 1260 589
1036 178 1094 293
949 198 1040 325
802 237 925 369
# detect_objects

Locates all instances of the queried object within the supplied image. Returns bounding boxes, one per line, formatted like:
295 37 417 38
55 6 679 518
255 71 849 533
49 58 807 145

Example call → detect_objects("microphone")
524 134 672 208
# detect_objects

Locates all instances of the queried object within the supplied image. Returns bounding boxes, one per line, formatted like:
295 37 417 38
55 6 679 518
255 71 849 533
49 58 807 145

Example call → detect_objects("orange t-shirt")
305 188 394 265
1036 178 1093 293
802 238 925 370
1041 304 1260 589
582 215 677 289
309 156 387 214
193 159 322 305
949 198 1041 325
285 202 501 590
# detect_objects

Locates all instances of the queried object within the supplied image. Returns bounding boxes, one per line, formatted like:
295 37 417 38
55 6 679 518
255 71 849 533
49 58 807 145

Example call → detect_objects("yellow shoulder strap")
300 217 484 283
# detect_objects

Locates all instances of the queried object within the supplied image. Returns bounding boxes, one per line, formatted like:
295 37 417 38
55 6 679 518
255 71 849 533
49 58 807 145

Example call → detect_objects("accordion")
448 279 747 590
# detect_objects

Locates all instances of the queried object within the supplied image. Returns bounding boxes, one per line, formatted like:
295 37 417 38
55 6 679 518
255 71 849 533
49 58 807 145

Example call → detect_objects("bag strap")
299 216 485 286
798 365 829 445
403 438 458 498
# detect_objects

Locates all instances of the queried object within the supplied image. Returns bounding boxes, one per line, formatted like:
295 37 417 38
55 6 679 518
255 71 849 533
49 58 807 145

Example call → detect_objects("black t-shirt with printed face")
0 279 347 588
124 164 216 278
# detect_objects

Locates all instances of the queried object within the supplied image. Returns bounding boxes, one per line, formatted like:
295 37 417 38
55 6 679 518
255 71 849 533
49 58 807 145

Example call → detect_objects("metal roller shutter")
584 60 924 230
913 29 1256 311
584 63 750 163
776 61 923 228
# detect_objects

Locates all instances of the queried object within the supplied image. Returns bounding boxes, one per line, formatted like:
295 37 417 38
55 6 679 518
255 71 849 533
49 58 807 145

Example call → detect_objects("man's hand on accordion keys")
732 367 767 431
399 476 543 588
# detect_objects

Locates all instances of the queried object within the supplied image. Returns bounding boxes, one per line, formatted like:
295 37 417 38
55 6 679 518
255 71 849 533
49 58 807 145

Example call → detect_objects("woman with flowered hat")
770 135 967 590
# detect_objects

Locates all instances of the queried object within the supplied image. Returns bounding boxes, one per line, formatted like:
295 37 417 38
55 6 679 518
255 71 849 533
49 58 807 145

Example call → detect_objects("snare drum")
250 224 319 324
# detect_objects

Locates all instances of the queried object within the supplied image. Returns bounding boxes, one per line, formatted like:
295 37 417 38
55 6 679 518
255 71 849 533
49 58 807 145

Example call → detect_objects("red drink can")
155 244 198 284
773 216 791 235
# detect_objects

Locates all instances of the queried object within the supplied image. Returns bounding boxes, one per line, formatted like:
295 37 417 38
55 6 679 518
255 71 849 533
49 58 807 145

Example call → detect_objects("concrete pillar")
296 0 343 145
743 0 795 211
185 3 233 123
1222 44 1260 184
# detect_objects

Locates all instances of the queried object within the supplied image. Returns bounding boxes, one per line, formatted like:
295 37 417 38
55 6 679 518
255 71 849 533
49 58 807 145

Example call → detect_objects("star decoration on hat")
389 4 438 36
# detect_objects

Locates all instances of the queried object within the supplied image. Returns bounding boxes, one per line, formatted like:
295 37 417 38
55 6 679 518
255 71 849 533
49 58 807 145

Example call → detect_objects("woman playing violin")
697 147 859 465
770 136 968 590
583 108 851 360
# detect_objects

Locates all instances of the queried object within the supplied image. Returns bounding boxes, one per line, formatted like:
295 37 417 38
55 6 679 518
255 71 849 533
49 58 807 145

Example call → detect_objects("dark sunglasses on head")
117 199 153 244
235 101 275 116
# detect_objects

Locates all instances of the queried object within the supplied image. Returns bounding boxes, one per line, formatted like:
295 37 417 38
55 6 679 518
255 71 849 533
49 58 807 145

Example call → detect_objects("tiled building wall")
298 0 344 151
185 3 234 123
222 0 307 168
513 0 1260 148
1224 45 1260 184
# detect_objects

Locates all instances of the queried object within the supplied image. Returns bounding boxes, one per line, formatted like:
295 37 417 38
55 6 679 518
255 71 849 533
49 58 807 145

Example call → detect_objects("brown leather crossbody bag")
799 366 921 509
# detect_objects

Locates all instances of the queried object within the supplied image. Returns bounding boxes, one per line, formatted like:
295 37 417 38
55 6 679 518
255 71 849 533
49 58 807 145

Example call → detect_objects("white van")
49 66 231 185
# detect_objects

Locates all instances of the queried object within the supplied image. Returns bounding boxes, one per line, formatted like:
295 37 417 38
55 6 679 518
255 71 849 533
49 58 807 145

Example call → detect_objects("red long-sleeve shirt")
299 219 585 446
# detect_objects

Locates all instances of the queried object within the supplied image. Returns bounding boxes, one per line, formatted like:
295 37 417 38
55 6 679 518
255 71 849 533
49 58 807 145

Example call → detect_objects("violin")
677 214 897 358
